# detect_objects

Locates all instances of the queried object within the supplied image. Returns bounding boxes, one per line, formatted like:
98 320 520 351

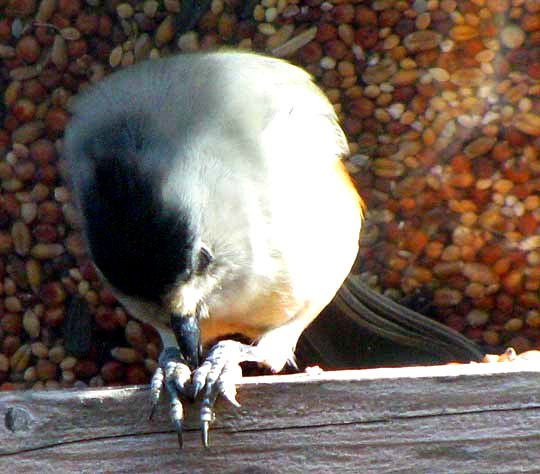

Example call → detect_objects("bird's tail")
298 275 485 369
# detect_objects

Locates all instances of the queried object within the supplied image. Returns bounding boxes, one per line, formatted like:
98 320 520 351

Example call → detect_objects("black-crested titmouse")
63 51 483 447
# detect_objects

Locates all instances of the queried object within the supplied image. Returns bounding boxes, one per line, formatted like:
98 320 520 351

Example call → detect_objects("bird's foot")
149 346 192 447
150 341 264 447
192 339 264 447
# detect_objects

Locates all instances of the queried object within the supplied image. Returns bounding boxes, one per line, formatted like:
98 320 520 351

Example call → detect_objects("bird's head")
64 115 219 369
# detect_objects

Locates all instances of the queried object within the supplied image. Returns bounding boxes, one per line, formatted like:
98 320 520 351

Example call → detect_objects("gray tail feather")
298 276 484 368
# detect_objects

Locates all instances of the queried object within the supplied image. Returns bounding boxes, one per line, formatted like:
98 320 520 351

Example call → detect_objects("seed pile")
1 0 539 390
343 0 540 354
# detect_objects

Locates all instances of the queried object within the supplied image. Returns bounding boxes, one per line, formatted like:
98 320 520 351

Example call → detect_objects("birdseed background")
1 0 540 390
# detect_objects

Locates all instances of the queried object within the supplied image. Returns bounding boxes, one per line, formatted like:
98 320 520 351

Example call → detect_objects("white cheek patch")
175 284 203 315
167 275 217 317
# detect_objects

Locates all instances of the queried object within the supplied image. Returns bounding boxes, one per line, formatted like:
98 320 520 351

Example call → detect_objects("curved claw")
200 403 214 448
150 346 193 448
148 403 158 422
201 420 210 448
168 386 185 447
191 379 204 400
192 340 254 446
192 359 212 399
218 362 242 407
149 365 165 420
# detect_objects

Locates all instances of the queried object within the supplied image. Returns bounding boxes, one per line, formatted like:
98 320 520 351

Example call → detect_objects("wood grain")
0 362 539 473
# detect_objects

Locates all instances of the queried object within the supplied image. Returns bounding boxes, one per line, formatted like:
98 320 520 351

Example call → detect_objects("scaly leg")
192 340 266 447
149 314 201 447
192 313 312 447
149 346 192 447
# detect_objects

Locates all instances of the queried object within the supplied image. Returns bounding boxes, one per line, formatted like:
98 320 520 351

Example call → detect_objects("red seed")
33 223 58 243
35 359 58 381
75 359 99 379
1 313 22 335
126 364 149 385
57 0 81 17
16 36 41 63
30 139 56 164
40 282 66 306
43 307 65 327
95 308 120 331
3 335 22 357
101 360 125 383
12 98 36 122
44 107 70 135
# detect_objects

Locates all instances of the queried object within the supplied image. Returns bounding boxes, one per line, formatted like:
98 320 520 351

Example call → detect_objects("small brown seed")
501 25 526 48
65 232 86 257
101 361 125 383
11 121 45 145
62 369 75 383
0 354 9 372
145 358 158 373
62 203 81 228
116 3 134 18
60 356 78 370
11 220 31 256
60 27 81 41
164 0 180 13
154 15 175 46
51 35 68 69
0 45 16 58
43 307 65 327
89 375 104 387
362 58 397 84
111 347 143 364
3 336 21 358
464 137 496 158
125 320 147 348
30 243 64 259
134 33 153 59
5 296 22 312
24 366 37 383
45 380 61 390
10 344 31 372
49 346 66 364
505 318 524 332
449 25 479 41
144 342 159 360
463 263 498 285
2 313 22 335
40 282 66 306
373 159 405 178
434 288 463 306
10 65 41 81
75 359 98 379
4 81 22 107
513 113 540 136
12 99 36 122
403 30 442 52
31 342 48 358
450 68 485 87
392 69 420 85
109 45 123 68
23 309 40 338
36 359 58 381
271 27 317 58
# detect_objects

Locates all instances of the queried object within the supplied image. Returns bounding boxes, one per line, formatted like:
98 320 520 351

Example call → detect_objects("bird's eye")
196 245 213 274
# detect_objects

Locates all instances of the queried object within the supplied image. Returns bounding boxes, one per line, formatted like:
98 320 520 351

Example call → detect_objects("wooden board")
0 362 539 473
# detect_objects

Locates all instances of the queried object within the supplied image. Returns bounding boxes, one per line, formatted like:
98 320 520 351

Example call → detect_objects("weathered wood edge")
2 409 540 474
0 362 539 456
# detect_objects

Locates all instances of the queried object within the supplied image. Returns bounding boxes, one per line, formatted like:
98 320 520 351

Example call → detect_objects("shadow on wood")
0 362 539 473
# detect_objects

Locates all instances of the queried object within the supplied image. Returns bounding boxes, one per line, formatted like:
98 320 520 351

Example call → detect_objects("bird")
63 50 484 447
